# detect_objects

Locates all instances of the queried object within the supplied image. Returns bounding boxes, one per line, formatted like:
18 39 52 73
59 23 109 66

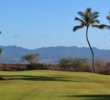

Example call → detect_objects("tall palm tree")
73 8 105 73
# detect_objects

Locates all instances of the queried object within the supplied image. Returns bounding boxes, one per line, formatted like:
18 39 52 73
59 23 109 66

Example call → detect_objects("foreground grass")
0 70 110 100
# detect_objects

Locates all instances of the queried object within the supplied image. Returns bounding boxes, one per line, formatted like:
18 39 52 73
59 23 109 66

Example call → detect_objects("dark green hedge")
26 63 49 70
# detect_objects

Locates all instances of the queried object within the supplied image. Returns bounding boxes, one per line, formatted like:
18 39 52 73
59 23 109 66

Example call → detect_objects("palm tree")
73 8 105 73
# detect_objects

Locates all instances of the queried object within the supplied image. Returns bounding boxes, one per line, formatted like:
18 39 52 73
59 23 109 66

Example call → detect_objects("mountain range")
0 45 110 64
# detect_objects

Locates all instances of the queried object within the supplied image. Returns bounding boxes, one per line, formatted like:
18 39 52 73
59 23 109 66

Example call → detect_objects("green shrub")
26 63 49 70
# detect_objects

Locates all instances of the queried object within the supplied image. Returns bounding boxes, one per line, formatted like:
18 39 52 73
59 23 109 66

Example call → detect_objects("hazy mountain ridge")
0 45 110 64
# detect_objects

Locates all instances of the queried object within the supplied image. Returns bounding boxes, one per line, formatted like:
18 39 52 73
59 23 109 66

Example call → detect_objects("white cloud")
40 34 50 37
103 33 110 38
13 34 21 38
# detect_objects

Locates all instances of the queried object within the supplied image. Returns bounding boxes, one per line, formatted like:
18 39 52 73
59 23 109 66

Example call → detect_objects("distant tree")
59 57 73 66
73 8 108 73
58 57 89 68
73 58 89 67
21 53 39 64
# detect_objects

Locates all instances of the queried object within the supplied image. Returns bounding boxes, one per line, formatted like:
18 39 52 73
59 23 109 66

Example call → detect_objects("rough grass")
0 70 110 100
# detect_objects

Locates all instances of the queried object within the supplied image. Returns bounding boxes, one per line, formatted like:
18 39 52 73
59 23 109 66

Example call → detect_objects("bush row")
0 60 110 75
49 64 91 72
0 63 27 71
0 63 49 71
27 64 49 70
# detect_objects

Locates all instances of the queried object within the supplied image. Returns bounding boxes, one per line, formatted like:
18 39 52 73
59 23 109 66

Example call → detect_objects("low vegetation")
0 63 49 71
0 57 110 75
58 57 90 72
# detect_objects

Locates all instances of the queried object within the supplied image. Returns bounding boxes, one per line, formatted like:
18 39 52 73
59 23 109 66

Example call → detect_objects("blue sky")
0 0 110 50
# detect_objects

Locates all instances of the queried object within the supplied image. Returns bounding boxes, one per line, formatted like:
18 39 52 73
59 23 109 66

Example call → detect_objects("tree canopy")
21 53 39 64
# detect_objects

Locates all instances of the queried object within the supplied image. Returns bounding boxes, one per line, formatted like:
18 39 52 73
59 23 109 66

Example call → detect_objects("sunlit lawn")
0 70 110 100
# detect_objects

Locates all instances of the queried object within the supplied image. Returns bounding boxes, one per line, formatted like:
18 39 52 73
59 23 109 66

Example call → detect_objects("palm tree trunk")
86 26 95 73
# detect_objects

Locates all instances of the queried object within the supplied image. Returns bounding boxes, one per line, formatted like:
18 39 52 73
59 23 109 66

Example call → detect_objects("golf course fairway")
0 70 110 100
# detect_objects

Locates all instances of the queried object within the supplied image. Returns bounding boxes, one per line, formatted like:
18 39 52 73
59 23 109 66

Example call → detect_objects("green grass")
0 70 110 100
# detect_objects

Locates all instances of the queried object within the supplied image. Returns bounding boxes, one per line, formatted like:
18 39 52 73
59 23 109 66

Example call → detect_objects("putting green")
0 70 110 100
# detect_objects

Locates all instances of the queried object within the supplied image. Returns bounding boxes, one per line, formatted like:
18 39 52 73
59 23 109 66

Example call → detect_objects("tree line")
1 8 110 74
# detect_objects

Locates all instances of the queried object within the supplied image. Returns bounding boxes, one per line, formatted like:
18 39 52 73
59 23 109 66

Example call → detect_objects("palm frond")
92 15 99 20
78 12 85 19
92 25 100 28
85 8 92 24
106 16 110 21
92 24 110 29
99 24 110 29
91 20 100 24
75 17 85 23
73 25 84 32
91 12 99 18
86 8 91 13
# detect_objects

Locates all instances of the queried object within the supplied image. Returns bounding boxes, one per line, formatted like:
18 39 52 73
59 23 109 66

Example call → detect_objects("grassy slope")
0 70 110 100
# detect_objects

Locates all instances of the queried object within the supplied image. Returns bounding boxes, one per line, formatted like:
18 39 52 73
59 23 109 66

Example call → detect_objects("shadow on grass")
65 94 110 100
0 75 74 82
0 77 5 80
0 75 110 83
1 75 110 83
